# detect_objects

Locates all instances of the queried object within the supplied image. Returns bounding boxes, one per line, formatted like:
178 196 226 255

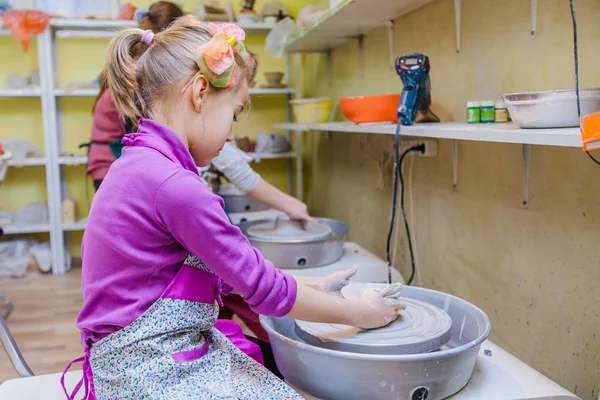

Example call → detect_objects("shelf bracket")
531 0 538 37
452 139 459 190
454 0 461 53
386 21 395 70
357 35 365 78
522 144 532 208
326 49 333 87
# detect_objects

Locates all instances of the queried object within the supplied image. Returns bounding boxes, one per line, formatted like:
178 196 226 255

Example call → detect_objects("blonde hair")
105 15 257 130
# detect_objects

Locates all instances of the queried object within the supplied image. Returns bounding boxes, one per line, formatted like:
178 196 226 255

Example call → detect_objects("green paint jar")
481 100 495 123
466 101 481 123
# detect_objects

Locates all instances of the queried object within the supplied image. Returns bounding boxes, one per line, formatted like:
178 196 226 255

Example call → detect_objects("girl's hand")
315 267 357 294
284 197 316 223
349 283 405 329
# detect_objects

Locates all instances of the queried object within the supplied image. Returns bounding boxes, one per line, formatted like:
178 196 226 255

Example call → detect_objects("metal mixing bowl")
502 88 600 128
239 218 348 269
261 286 492 400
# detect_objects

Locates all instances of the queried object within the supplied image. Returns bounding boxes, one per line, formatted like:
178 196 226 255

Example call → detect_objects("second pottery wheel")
247 217 332 241
295 283 452 355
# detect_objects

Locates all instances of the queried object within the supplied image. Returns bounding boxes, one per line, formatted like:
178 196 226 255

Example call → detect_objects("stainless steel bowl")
220 194 269 213
261 286 492 400
239 218 348 269
502 88 600 128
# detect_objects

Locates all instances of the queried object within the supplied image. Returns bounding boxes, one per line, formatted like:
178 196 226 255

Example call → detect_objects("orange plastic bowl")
340 94 401 124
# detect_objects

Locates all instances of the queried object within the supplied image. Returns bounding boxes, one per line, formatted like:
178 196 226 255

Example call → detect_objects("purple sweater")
76 118 297 346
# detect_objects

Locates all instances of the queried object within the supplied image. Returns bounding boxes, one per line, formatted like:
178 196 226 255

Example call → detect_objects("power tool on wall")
395 53 439 125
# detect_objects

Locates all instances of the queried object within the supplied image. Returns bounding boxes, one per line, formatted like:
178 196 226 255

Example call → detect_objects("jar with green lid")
494 100 509 123
466 101 481 123
481 100 495 123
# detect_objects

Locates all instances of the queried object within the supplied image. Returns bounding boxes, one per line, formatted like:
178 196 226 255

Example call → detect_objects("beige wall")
301 0 600 397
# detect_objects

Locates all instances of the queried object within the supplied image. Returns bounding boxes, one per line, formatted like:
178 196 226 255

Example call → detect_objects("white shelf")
50 18 137 30
0 88 42 98
8 157 47 167
58 156 88 166
286 0 435 52
247 152 297 160
54 88 99 97
2 223 51 235
250 87 295 95
274 122 583 148
54 87 293 97
50 18 274 37
62 218 88 232
236 22 276 34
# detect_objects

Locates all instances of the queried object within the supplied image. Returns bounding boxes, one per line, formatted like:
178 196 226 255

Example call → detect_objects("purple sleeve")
154 170 297 317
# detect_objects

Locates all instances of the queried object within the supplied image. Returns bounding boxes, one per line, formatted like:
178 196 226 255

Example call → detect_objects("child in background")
65 16 403 399
87 1 184 191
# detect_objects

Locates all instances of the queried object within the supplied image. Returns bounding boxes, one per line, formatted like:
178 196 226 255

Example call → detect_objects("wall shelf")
285 0 435 52
58 156 88 166
62 218 88 232
247 152 297 161
50 18 275 38
274 122 582 148
54 87 295 97
54 88 99 97
8 157 47 167
56 152 297 167
0 89 42 98
2 223 51 235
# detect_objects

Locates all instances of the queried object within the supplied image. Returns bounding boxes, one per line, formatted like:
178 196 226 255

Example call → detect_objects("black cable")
385 123 402 284
569 0 600 166
587 151 600 166
385 121 424 285
399 144 423 286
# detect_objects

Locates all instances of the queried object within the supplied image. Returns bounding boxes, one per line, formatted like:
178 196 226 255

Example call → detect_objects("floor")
0 269 83 383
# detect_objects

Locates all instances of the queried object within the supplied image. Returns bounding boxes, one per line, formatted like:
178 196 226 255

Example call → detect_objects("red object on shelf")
0 143 4 156
118 3 138 20
1 10 51 52
340 94 401 124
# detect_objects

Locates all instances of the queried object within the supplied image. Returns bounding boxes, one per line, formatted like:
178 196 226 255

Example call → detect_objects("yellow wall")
1 0 307 253
302 0 600 397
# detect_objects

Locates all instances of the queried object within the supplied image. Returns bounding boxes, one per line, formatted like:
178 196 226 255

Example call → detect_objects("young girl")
66 16 403 399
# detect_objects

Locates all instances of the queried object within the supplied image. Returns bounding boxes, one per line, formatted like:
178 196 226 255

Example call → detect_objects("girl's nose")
226 133 235 142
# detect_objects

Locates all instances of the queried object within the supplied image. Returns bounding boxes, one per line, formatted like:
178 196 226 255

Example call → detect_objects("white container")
0 152 12 184
237 13 258 24
264 16 277 25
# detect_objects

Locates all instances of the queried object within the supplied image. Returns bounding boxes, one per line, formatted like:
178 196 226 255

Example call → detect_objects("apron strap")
61 348 95 400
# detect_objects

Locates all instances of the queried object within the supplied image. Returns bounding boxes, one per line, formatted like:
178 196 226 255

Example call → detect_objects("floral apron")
62 254 302 400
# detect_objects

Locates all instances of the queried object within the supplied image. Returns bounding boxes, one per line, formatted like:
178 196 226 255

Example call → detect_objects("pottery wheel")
295 285 452 355
246 218 332 241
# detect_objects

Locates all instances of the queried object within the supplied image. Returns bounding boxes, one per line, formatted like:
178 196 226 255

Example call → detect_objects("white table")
0 340 578 400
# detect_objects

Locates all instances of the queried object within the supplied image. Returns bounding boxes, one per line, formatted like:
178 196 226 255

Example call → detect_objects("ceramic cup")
264 71 284 86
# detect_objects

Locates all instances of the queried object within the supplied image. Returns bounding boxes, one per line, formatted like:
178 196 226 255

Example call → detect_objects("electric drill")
395 53 439 126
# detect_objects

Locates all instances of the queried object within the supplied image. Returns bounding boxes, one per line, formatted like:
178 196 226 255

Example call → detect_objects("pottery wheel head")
246 216 332 241
295 283 453 355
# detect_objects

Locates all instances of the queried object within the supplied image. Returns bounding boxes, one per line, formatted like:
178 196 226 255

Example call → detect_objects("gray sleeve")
211 142 260 192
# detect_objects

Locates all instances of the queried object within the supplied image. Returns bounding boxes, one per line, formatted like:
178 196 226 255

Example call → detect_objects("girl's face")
183 74 249 167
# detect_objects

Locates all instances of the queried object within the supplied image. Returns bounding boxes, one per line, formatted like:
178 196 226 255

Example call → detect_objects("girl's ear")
191 73 210 113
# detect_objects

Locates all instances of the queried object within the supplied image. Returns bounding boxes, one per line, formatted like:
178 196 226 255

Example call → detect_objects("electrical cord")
569 0 600 166
386 122 424 285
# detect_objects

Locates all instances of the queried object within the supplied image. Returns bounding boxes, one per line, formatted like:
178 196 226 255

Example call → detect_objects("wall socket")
398 138 438 157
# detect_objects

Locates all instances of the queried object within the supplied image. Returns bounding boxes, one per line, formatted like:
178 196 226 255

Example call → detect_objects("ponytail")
105 28 147 130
